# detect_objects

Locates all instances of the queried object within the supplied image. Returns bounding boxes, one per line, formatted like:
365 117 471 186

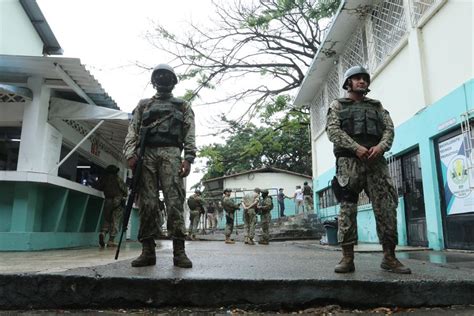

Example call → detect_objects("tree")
145 0 340 119
199 108 312 181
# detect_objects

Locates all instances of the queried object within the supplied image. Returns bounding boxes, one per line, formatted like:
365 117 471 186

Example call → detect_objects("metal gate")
401 149 428 247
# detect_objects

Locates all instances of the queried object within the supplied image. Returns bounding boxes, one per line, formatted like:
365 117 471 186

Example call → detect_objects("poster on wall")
438 133 474 215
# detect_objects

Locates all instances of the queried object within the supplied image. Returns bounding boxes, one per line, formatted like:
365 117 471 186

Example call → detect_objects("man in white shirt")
293 185 304 214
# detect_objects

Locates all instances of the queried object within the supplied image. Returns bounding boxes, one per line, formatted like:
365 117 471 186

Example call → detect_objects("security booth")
0 55 130 251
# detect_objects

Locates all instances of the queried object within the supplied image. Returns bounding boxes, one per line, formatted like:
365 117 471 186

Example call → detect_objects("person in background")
242 188 260 245
207 201 217 233
257 189 273 245
303 181 314 213
222 189 240 244
277 188 289 217
293 185 304 214
95 164 127 248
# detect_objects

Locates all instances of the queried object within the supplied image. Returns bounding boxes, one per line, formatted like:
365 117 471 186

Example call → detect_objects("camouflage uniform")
258 195 273 243
95 171 127 244
123 91 196 242
303 183 313 213
188 194 204 237
326 97 397 246
222 195 240 239
242 191 259 243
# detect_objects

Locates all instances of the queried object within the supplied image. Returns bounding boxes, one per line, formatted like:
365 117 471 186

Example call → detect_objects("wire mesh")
326 66 342 103
340 25 368 73
367 0 408 68
409 0 441 26
311 90 328 137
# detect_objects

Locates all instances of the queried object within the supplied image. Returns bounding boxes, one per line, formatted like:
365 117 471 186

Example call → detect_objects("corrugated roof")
0 54 119 109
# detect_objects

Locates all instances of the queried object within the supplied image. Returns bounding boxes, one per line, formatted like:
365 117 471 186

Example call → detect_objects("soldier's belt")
335 150 356 158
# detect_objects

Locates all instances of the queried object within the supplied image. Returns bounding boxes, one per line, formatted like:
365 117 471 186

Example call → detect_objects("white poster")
438 133 474 215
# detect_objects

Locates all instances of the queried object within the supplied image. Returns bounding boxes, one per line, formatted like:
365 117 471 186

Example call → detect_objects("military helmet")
342 66 370 90
223 188 232 193
105 164 119 174
261 189 269 195
194 189 201 195
151 64 178 91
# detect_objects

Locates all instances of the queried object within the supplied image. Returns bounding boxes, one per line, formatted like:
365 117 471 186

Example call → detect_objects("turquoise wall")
314 79 473 250
0 181 105 251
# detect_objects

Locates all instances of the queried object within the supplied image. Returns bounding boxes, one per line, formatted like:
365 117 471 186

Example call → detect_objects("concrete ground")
1 232 473 310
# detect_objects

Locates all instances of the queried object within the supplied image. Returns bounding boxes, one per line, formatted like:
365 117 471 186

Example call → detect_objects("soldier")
303 181 313 213
257 189 273 245
326 65 410 274
241 188 260 245
123 64 196 268
95 164 127 248
222 188 240 244
187 190 205 240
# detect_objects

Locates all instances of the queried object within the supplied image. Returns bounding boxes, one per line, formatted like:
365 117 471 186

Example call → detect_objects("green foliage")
199 112 312 181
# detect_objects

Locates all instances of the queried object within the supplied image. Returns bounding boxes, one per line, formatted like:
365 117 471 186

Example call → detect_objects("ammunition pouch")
331 176 358 203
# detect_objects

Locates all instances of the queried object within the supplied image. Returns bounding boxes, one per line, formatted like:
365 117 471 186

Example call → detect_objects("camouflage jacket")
222 196 240 212
325 97 394 153
258 196 273 214
95 174 127 199
123 92 197 162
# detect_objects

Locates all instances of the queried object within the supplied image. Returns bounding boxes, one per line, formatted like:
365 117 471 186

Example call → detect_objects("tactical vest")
334 98 385 156
142 97 185 148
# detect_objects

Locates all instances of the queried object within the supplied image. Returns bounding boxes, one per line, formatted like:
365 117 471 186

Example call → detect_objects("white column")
17 76 51 173
403 0 430 107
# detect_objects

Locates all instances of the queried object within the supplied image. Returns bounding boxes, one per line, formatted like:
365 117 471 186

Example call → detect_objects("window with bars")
318 184 373 209
340 25 369 73
311 90 327 137
310 0 440 157
367 0 408 67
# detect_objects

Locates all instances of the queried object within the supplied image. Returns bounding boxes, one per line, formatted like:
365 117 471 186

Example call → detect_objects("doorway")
401 149 428 247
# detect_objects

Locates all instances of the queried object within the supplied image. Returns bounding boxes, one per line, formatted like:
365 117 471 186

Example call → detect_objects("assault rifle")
115 127 149 260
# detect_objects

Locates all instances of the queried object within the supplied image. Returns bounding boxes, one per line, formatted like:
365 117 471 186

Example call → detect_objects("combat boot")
244 236 249 244
258 240 269 245
98 232 105 248
173 239 193 268
131 238 156 267
106 236 117 248
381 243 411 274
248 238 255 245
334 244 355 273
225 237 235 244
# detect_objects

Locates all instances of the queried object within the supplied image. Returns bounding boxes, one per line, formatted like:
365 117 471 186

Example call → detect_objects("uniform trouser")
278 201 285 216
101 196 123 237
137 147 186 242
335 157 399 246
244 208 257 239
295 200 304 214
225 211 235 238
260 212 271 242
189 210 201 235
207 213 217 229
304 195 313 213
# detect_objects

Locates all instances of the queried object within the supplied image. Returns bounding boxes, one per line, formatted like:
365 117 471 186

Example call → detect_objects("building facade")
294 0 473 250
0 0 129 250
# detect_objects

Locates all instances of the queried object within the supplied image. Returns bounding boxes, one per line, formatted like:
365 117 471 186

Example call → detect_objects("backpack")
187 196 197 210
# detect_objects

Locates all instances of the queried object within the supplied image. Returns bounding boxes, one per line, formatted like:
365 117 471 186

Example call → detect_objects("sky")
37 0 223 190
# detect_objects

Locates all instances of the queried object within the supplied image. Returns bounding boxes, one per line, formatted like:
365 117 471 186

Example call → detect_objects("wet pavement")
0 236 473 310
